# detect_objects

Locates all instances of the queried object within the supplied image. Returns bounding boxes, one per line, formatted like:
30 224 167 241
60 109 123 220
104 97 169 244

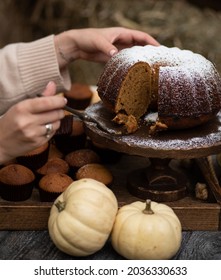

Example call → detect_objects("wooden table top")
0 230 221 260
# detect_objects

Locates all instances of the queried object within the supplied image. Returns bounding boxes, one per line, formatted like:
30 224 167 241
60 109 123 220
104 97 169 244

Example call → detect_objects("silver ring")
45 123 53 138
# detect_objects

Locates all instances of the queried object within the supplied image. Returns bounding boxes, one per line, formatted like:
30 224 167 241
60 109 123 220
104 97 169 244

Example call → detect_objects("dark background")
0 0 220 85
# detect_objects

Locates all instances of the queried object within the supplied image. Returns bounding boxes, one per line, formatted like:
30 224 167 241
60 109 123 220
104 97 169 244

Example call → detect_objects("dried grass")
0 0 220 84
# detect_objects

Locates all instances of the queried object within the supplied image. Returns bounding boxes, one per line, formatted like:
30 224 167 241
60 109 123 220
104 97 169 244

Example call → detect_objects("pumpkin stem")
55 200 66 212
143 199 154 214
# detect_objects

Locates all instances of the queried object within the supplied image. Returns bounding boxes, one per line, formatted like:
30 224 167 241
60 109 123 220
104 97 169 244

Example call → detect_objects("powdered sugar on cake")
97 45 221 134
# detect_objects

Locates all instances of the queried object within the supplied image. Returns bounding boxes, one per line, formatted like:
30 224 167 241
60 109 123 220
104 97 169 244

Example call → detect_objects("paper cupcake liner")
38 188 61 202
0 181 34 201
35 164 70 183
16 143 50 171
55 115 73 136
54 134 87 155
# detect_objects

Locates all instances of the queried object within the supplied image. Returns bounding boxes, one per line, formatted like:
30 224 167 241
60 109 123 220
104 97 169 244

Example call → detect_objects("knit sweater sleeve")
0 35 71 115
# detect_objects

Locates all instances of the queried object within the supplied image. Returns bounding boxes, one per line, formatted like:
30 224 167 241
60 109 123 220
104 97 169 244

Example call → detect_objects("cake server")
63 104 125 135
37 94 124 135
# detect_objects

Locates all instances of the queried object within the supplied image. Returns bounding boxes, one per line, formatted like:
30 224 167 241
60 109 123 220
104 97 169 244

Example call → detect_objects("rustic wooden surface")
1 154 221 259
0 230 221 260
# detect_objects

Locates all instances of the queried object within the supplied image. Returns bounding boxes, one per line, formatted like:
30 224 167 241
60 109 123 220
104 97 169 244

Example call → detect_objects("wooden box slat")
0 187 220 231
0 189 52 230
0 155 221 231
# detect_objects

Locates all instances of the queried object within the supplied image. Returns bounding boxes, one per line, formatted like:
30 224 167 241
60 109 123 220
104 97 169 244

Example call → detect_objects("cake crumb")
149 121 168 135
113 113 138 133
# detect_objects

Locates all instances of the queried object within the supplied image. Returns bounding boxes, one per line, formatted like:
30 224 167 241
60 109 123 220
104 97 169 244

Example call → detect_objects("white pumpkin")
48 178 118 256
111 199 182 260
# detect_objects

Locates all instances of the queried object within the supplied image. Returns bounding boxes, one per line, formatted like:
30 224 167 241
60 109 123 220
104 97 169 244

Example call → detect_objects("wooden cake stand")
84 102 221 230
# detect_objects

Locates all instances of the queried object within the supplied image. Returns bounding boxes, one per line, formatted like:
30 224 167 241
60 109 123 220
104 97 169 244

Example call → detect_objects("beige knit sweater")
0 35 71 115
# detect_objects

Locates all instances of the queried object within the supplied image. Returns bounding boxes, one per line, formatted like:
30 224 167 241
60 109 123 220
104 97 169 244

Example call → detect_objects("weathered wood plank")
0 230 221 260
0 188 220 230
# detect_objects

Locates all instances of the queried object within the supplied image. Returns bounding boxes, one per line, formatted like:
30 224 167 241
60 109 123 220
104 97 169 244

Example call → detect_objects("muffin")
38 173 73 202
48 142 64 159
0 164 35 201
54 113 73 136
65 83 93 110
0 158 17 168
54 115 87 154
36 158 70 180
16 142 50 170
76 163 113 186
65 148 101 175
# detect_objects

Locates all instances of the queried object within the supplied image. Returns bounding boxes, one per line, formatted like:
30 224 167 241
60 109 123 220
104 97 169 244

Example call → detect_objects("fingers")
30 94 67 114
97 27 160 59
36 109 65 126
30 97 65 138
62 27 159 63
11 93 66 139
128 29 160 46
112 28 160 48
42 81 57 97
41 120 61 139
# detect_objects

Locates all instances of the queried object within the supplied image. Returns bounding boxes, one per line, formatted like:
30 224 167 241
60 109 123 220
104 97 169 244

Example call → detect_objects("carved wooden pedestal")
84 102 221 204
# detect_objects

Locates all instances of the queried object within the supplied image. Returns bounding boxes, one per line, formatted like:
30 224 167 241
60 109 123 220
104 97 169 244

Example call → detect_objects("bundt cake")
97 45 221 134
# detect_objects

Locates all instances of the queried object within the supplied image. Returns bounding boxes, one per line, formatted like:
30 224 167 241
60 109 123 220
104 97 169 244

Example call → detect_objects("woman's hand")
0 82 67 164
55 27 160 67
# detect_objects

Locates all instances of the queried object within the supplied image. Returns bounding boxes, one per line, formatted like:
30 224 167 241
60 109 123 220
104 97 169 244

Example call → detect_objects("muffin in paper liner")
38 173 73 202
64 148 101 175
16 142 50 171
54 114 87 155
0 164 35 201
55 114 73 136
35 158 70 181
76 163 113 186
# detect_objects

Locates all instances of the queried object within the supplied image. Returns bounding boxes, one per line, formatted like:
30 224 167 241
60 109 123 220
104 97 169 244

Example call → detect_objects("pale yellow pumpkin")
111 199 182 260
48 178 118 256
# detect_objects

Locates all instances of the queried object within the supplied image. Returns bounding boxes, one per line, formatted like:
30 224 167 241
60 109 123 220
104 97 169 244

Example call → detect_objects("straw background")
0 0 220 85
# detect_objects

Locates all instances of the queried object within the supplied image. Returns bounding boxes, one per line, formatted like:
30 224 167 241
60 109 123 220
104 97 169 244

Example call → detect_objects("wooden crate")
0 155 220 231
